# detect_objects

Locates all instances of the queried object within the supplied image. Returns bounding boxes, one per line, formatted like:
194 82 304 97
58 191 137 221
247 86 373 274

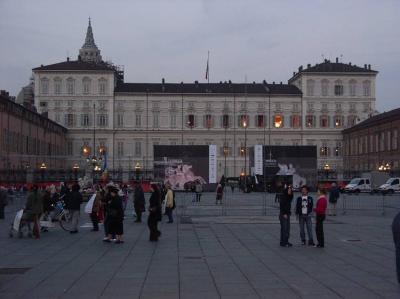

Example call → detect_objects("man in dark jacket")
329 183 340 216
295 185 315 246
279 185 294 247
392 212 400 283
67 183 82 234
0 187 8 219
134 183 145 223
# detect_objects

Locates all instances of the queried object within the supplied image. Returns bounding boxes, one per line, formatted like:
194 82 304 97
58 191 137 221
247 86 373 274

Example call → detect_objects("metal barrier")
341 192 400 215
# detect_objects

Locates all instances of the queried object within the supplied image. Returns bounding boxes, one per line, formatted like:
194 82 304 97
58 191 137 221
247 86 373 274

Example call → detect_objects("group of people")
279 185 328 248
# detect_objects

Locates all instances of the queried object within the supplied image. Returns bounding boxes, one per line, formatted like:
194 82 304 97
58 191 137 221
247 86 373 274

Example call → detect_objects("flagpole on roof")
205 50 210 85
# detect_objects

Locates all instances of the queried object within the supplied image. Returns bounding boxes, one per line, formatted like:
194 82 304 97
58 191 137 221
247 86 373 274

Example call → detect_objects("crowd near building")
2 19 397 184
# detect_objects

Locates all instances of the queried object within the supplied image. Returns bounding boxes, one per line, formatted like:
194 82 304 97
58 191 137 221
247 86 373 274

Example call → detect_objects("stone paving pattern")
0 192 399 298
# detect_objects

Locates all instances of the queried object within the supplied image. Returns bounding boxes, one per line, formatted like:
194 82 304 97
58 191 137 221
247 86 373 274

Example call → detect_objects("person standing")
134 183 145 223
329 183 340 216
25 185 43 239
314 186 328 248
216 184 223 205
195 183 202 202
148 183 162 242
90 188 102 232
165 184 174 223
68 184 83 234
103 186 124 243
279 185 294 247
392 211 400 283
0 187 8 219
295 185 315 246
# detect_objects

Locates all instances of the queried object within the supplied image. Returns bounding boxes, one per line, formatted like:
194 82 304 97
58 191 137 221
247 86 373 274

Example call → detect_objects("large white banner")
209 145 217 183
254 144 263 175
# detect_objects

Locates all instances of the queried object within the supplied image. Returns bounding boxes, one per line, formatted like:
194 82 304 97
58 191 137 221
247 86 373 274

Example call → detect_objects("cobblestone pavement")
0 192 399 298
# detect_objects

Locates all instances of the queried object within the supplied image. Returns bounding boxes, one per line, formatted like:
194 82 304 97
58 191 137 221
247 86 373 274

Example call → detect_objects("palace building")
32 20 378 182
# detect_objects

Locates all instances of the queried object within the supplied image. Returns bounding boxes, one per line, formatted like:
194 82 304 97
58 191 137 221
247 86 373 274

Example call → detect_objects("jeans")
316 214 325 246
279 214 290 245
299 215 314 243
165 207 173 223
71 210 80 231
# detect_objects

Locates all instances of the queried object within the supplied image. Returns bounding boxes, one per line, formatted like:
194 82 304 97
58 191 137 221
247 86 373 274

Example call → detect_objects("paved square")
0 192 399 298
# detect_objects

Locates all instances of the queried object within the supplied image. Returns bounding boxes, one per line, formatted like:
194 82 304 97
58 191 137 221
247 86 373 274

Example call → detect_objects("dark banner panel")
153 145 210 190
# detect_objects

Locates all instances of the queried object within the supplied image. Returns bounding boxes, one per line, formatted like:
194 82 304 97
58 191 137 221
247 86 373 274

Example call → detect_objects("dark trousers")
148 213 160 241
103 214 109 236
279 214 290 245
316 214 325 246
196 193 201 202
393 231 400 283
135 206 143 222
0 205 4 219
165 207 173 223
90 212 99 231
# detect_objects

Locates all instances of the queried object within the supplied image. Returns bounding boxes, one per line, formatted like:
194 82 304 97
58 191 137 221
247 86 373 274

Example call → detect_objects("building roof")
289 59 378 82
114 82 302 95
32 59 115 71
343 108 400 133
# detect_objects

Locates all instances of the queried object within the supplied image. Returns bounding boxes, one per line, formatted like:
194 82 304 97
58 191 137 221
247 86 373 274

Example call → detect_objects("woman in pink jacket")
314 185 328 248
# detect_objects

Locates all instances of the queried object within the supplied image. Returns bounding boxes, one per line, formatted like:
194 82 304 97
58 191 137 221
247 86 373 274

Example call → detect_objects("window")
222 114 230 128
135 141 141 157
290 115 301 128
321 102 328 111
55 101 61 108
293 103 299 112
67 141 73 156
239 115 249 128
349 103 356 112
363 80 371 96
67 100 73 108
99 79 107 95
170 101 177 109
305 115 315 128
239 145 246 157
170 114 177 128
306 79 314 96
98 114 108 127
335 142 342 156
40 78 49 94
335 103 342 111
363 102 370 113
256 115 265 128
393 129 398 150
81 114 90 127
334 116 343 128
240 102 247 110
320 144 329 157
54 78 62 94
187 114 195 128
348 115 357 127
39 101 47 108
349 80 357 96
117 142 124 157
320 115 330 128
307 102 314 112
117 113 124 127
321 79 329 96
153 113 159 128
55 113 60 123
65 114 74 127
274 114 283 128
135 114 141 127
204 114 213 128
66 78 74 95
83 101 90 108
334 80 343 96
82 78 91 94
380 132 385 151
98 101 106 110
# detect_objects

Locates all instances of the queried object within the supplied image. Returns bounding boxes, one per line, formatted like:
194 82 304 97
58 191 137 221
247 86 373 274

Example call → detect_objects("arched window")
98 78 107 95
349 79 357 96
53 77 62 95
66 77 75 95
363 80 371 97
40 78 49 94
82 77 91 94
321 79 329 96
306 79 315 96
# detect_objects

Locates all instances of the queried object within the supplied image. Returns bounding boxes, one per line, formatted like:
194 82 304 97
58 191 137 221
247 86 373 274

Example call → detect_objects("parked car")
344 178 371 193
378 177 400 194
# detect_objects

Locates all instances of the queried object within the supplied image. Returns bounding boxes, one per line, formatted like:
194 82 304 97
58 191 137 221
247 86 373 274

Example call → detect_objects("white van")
344 178 371 193
378 178 400 194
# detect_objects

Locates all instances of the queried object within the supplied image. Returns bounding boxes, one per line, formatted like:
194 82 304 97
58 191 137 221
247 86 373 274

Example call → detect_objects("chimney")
298 65 303 71
262 80 267 84
162 78 165 84
307 64 311 68
349 62 352 66
253 81 256 84
364 64 367 69
293 72 296 76
336 57 339 63
280 81 282 85
228 80 232 84
272 81 275 85
368 64 371 70
324 59 328 63
67 57 70 62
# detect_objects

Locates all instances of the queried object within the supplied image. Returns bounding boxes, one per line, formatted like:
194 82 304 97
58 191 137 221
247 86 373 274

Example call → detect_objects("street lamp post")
324 163 330 180
135 163 141 181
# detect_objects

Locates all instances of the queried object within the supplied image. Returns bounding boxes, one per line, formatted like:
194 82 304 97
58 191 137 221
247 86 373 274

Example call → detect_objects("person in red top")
314 185 328 248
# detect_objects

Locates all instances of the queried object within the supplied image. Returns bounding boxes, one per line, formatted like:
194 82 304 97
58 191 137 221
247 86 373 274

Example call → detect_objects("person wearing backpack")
329 183 340 216
165 184 174 223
